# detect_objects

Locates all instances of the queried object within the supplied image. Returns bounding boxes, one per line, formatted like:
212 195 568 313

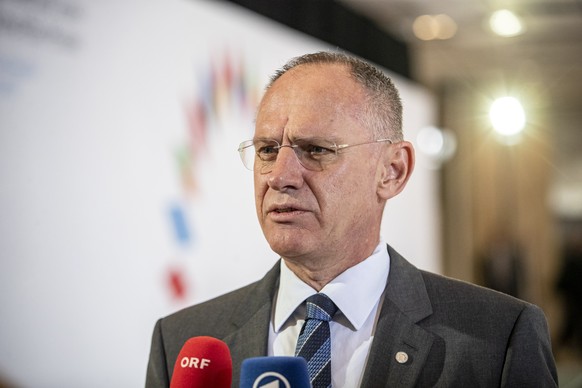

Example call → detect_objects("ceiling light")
434 14 457 40
413 14 457 41
489 96 526 137
413 15 439 41
489 9 524 37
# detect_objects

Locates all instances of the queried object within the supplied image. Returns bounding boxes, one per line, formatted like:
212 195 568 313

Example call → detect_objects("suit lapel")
223 262 280 384
360 246 435 388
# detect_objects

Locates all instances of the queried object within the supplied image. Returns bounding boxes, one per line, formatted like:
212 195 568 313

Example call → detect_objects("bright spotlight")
489 96 526 137
489 10 524 37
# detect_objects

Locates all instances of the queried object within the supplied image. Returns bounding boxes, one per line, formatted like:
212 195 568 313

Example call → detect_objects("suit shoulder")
419 269 536 318
162 279 261 328
157 262 279 342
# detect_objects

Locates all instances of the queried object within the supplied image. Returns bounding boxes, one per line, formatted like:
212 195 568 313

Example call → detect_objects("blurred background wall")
1 0 581 386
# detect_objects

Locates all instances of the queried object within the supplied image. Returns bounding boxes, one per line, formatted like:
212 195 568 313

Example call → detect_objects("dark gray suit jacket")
146 245 557 387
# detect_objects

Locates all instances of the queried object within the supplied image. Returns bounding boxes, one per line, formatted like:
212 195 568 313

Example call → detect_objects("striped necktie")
294 293 338 388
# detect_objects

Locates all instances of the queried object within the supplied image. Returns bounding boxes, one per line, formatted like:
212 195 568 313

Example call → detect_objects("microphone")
170 336 232 388
240 356 310 388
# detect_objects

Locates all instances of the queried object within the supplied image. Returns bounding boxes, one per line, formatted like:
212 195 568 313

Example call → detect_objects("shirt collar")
273 240 390 332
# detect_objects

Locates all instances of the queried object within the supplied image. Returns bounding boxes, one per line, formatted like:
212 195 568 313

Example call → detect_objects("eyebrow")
253 135 343 144
292 136 341 144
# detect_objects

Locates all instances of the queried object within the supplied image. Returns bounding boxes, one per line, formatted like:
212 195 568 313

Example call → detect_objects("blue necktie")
294 293 338 388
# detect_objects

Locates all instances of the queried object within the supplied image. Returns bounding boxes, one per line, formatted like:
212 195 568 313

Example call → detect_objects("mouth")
267 204 307 218
273 207 298 213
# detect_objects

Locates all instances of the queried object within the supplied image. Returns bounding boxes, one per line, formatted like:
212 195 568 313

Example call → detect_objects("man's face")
253 64 386 265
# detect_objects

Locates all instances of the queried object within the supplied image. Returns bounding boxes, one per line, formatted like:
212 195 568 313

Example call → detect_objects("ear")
376 141 415 200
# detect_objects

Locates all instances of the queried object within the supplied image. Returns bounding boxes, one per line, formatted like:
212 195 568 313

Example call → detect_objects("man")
146 52 557 387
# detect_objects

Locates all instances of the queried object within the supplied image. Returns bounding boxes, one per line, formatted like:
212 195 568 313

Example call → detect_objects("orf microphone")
240 356 310 388
170 336 232 388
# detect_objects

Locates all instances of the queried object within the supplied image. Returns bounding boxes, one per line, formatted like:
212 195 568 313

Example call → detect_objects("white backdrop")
0 0 439 386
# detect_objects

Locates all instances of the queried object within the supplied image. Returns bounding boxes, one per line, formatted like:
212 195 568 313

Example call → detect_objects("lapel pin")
395 351 409 364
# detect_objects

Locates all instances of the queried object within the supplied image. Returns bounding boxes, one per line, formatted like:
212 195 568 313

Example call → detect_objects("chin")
265 232 314 259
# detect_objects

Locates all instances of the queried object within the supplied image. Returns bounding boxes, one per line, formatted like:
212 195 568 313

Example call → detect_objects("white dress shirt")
268 241 390 388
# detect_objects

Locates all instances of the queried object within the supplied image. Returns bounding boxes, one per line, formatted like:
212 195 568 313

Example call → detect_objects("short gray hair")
267 51 403 141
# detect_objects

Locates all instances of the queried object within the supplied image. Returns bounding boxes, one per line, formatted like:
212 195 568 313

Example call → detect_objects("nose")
266 146 304 191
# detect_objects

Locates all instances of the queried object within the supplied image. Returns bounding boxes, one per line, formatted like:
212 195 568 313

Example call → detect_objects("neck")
282 239 379 291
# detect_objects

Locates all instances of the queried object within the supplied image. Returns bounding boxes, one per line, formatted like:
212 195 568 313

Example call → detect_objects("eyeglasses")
237 138 393 173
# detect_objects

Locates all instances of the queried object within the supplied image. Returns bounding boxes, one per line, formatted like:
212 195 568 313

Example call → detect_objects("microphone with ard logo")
239 356 310 388
170 336 232 388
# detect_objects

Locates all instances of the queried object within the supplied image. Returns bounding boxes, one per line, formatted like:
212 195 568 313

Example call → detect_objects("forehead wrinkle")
259 98 360 131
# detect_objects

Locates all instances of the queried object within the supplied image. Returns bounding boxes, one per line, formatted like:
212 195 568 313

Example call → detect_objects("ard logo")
252 372 291 388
